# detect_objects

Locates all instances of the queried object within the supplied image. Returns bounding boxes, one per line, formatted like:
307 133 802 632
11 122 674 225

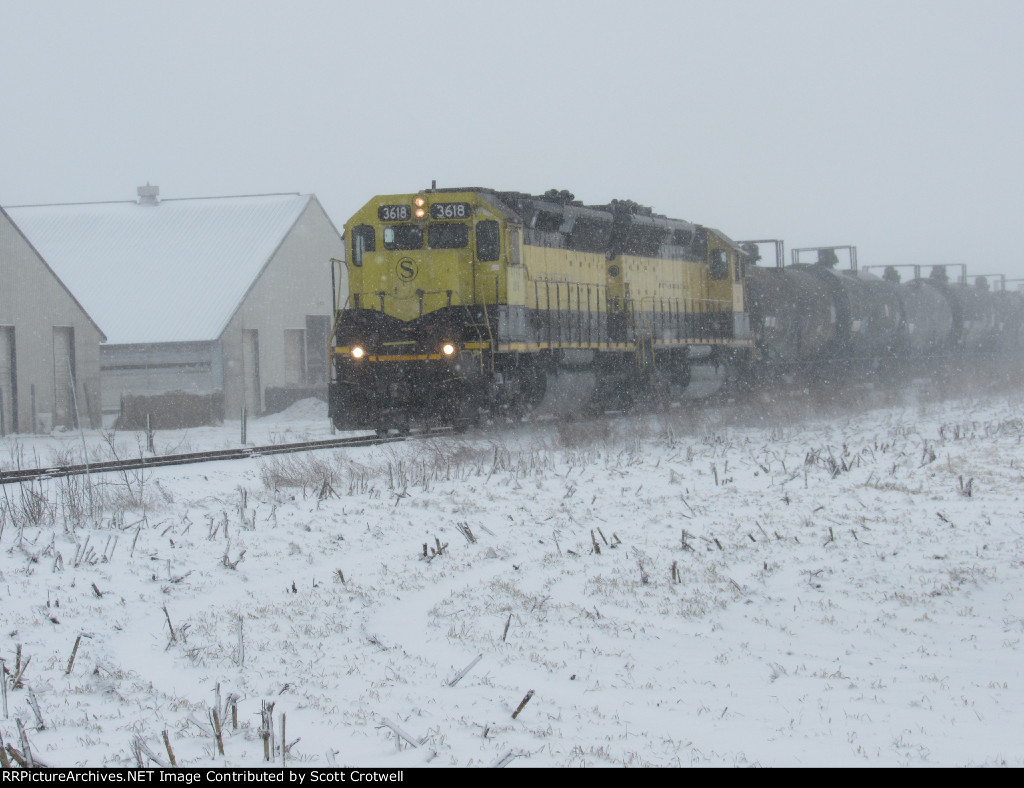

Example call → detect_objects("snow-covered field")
2 389 1023 767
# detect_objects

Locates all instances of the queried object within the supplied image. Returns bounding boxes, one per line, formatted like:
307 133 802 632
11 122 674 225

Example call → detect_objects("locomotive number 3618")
378 204 411 221
430 202 471 220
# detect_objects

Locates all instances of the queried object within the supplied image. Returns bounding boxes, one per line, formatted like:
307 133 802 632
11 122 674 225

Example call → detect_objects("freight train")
328 187 1024 433
744 247 1024 387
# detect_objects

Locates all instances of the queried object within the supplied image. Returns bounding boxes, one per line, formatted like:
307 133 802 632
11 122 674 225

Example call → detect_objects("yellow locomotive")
329 187 752 433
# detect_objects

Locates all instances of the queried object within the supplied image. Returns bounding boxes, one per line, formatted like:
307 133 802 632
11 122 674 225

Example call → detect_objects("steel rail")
0 432 422 486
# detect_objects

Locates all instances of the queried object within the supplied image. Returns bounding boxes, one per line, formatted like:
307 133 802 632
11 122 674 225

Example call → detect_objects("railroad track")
0 431 430 486
0 374 956 487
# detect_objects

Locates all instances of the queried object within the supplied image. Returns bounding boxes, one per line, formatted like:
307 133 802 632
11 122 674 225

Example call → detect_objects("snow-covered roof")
1 205 107 341
5 192 313 344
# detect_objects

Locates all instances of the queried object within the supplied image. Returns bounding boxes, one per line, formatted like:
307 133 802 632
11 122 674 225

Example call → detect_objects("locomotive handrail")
629 307 655 371
633 295 735 344
346 286 476 310
530 277 612 348
635 295 732 311
480 298 494 372
477 272 500 372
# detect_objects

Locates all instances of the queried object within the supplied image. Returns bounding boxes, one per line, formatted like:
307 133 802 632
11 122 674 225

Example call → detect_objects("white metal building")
0 206 106 434
6 187 345 427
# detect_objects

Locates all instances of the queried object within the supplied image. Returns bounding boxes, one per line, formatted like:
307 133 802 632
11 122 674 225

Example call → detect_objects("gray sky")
3 0 1023 279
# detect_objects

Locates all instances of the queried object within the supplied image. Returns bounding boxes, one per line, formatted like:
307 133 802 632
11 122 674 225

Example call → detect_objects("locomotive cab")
332 189 513 432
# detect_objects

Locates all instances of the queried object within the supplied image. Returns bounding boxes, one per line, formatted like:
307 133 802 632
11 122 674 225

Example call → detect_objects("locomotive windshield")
382 223 470 250
383 225 424 250
428 223 469 249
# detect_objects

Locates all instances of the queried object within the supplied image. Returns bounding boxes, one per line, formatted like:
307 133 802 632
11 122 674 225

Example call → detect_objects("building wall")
0 210 103 433
99 340 222 415
220 197 344 417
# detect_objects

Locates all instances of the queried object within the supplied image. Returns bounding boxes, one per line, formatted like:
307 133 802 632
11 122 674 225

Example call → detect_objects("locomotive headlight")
351 346 365 359
442 343 456 356
414 196 426 219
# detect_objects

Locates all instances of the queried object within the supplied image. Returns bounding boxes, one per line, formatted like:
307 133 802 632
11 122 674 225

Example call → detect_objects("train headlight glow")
442 343 456 356
351 346 365 359
414 196 426 219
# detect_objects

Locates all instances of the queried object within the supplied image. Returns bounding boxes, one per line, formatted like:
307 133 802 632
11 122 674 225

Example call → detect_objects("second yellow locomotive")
330 187 752 433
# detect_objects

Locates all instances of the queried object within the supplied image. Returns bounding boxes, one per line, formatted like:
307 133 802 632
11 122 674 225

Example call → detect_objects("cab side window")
476 220 500 262
351 225 375 267
710 249 729 281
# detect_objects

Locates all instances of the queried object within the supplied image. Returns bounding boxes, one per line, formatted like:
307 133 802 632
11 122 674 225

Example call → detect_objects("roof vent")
137 183 160 206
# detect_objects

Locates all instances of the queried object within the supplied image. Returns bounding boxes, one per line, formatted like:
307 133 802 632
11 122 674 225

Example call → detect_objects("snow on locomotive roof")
6 192 312 344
